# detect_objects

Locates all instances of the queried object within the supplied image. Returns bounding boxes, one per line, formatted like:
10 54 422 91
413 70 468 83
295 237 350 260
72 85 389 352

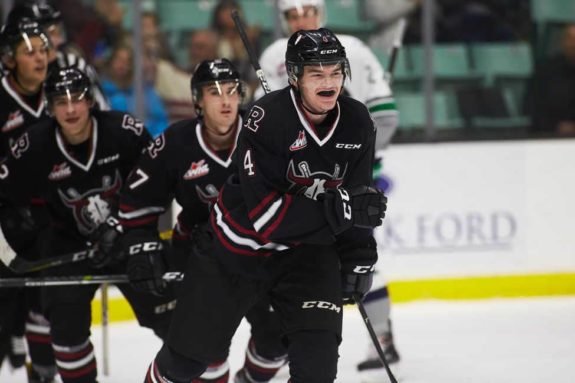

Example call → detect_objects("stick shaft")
7 248 95 274
0 272 184 287
231 9 271 94
354 295 398 383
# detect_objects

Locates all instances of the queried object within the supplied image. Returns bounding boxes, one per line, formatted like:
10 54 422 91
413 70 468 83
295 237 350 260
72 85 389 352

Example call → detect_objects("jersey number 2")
243 150 255 176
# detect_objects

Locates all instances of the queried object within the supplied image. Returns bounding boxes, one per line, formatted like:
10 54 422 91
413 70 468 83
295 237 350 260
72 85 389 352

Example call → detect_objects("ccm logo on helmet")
320 49 338 54
129 242 162 255
335 143 361 149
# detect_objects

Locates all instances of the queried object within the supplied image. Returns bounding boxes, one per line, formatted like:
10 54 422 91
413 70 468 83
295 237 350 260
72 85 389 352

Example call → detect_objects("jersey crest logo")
121 114 144 136
244 106 265 132
48 162 72 181
2 110 24 132
289 130 307 152
286 160 347 200
196 184 219 205
58 170 123 235
183 159 210 180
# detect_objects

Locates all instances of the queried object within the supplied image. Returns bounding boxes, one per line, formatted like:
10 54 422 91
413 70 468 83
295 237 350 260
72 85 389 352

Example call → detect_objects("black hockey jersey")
211 86 375 260
0 75 50 158
119 116 242 236
0 110 150 239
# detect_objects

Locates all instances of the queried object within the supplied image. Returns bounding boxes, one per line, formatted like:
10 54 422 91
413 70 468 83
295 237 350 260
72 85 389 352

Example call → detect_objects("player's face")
199 81 241 133
51 92 93 144
285 6 320 33
45 23 65 62
298 63 344 114
12 37 49 87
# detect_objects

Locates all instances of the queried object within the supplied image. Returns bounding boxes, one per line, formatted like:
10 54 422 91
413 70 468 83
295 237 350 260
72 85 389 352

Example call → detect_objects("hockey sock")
193 360 229 383
26 311 57 380
235 338 287 382
146 344 208 383
52 340 97 383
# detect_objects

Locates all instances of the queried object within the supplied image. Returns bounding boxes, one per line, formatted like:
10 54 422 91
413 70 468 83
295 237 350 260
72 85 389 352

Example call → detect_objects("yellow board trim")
91 272 575 324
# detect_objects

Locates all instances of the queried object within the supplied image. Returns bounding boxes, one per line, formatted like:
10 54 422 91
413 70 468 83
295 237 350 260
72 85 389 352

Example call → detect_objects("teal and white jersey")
256 34 398 149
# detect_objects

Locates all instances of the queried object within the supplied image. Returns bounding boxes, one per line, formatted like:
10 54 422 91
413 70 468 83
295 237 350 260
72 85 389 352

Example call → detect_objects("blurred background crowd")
2 0 573 142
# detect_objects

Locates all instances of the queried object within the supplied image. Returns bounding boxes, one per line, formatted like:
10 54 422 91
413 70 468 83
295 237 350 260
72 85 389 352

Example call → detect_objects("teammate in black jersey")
120 58 287 383
0 16 56 382
144 28 387 383
5 1 109 110
0 67 176 383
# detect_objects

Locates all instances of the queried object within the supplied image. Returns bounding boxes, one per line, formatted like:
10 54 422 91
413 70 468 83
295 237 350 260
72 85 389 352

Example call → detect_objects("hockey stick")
384 18 407 84
231 9 271 94
354 294 398 383
4 248 96 274
0 271 184 288
101 283 110 376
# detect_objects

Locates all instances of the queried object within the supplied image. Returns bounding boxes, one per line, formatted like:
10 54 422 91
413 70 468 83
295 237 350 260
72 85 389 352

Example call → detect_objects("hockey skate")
357 332 401 383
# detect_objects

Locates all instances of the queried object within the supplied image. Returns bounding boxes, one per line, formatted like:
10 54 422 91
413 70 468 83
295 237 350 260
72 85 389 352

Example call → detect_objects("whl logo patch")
48 162 72 180
289 130 307 151
183 159 209 180
2 110 24 132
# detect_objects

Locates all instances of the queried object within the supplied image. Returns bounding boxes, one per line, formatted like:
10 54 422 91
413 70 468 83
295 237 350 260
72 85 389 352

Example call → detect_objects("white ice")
2 296 574 383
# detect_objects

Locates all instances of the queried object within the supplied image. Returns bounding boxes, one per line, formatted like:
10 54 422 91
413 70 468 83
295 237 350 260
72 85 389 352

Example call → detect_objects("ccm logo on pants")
129 242 162 254
302 301 341 313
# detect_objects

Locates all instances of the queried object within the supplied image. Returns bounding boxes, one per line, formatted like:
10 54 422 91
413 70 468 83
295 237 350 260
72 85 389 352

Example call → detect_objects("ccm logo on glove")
129 241 163 254
353 265 375 274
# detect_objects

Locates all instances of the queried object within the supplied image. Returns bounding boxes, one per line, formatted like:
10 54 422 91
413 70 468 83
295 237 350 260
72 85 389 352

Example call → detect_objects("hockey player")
144 28 387 383
0 67 176 383
0 17 57 382
256 1 401 377
120 58 287 383
5 1 110 110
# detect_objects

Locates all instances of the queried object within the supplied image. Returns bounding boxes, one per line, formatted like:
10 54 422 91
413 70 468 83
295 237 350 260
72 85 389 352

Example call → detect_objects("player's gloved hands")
340 247 378 305
322 186 387 235
124 231 167 296
89 216 124 269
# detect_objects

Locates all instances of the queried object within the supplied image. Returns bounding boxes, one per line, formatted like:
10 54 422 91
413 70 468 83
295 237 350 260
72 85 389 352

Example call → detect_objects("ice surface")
2 297 574 382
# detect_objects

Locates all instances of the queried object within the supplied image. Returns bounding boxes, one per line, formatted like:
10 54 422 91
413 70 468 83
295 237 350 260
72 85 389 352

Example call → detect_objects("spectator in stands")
53 0 125 67
211 0 260 96
526 23 575 135
101 43 168 137
140 12 195 124
187 29 219 72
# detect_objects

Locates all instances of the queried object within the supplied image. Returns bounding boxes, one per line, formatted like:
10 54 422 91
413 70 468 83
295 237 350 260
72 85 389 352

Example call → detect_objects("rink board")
89 139 575 323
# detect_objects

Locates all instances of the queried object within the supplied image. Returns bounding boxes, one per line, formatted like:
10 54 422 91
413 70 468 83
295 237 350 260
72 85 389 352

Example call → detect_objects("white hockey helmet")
278 0 326 35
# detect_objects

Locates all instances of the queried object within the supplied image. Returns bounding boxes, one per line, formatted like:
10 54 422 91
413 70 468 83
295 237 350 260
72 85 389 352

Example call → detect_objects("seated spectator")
140 12 195 124
101 43 168 137
187 29 218 72
526 23 575 135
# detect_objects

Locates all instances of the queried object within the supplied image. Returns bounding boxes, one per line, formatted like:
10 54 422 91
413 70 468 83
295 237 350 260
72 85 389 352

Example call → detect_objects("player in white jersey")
254 0 398 151
255 1 400 380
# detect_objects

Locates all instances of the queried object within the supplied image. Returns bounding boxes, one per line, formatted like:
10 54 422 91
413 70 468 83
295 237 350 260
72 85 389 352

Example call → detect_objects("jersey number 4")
243 150 255 176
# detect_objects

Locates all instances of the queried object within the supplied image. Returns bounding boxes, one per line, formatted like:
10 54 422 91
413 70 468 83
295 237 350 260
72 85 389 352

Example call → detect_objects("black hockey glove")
340 247 378 305
322 186 387 235
89 216 124 269
124 231 167 296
